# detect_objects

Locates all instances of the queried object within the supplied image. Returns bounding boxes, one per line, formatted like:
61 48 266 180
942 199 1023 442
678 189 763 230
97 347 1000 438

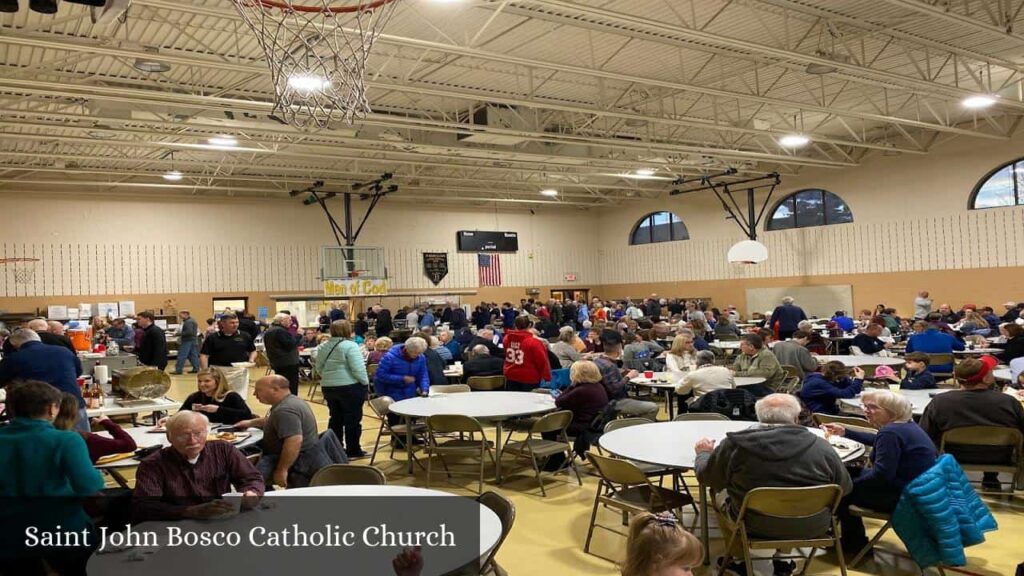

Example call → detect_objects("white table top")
994 369 1013 381
89 485 501 574
953 348 1003 355
840 388 1022 416
630 373 765 389
389 391 556 420
599 421 864 469
270 485 502 556
86 396 178 418
94 425 263 469
710 341 742 349
814 355 905 367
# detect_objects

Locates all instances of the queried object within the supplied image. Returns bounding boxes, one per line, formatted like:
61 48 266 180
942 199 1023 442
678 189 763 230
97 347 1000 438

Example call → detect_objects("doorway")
212 297 248 317
550 289 589 302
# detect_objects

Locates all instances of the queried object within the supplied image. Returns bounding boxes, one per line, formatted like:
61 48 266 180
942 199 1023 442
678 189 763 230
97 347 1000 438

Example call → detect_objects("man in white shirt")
674 350 734 412
405 307 419 330
913 291 933 320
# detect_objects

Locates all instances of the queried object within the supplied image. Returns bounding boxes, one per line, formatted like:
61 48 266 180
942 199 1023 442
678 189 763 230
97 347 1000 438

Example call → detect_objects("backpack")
689 388 758 421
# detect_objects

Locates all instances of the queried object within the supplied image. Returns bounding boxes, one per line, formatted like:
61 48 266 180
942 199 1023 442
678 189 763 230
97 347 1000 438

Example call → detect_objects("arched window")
767 189 853 231
970 159 1024 209
629 211 689 245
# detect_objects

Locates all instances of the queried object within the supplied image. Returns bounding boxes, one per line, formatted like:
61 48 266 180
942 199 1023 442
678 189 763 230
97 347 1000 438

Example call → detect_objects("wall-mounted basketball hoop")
0 257 41 285
233 0 403 129
671 169 780 265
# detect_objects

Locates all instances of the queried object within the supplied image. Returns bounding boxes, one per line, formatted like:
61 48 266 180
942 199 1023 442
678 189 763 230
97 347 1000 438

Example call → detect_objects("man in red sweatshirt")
502 316 552 391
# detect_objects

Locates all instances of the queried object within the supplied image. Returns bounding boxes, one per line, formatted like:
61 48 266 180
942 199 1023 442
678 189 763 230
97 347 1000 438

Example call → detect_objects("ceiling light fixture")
778 134 811 148
962 94 997 109
162 170 184 181
540 188 559 197
287 73 331 95
133 48 171 73
207 135 238 147
635 168 656 176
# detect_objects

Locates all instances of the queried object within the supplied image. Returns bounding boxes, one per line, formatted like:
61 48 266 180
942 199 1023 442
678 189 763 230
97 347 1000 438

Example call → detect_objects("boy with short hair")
894 352 936 390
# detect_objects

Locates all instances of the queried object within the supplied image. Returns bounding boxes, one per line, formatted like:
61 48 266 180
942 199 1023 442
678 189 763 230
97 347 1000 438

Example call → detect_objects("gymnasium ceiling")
2 0 1024 207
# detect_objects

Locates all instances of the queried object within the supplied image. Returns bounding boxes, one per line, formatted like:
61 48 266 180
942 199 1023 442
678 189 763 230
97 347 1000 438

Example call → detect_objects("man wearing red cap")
919 355 1024 491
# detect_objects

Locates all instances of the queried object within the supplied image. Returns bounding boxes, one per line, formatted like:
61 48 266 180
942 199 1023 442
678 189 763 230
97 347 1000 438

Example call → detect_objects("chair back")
603 416 654 433
530 410 573 435
368 395 394 418
467 375 506 391
431 384 471 394
310 464 387 487
812 413 878 434
587 452 650 486
477 491 516 570
737 485 843 520
940 426 1023 454
427 414 484 435
673 412 730 422
367 363 379 379
925 353 954 368
781 364 802 379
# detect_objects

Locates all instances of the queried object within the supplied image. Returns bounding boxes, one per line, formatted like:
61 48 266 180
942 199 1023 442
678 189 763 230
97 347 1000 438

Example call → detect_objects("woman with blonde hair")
367 336 393 364
664 334 698 378
177 366 253 425
621 512 703 576
317 319 370 458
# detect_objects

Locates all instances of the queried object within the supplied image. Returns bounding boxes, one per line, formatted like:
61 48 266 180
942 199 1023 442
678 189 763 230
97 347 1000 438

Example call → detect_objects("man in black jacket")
264 313 300 395
136 311 168 370
237 310 261 341
463 328 501 358
462 345 505 379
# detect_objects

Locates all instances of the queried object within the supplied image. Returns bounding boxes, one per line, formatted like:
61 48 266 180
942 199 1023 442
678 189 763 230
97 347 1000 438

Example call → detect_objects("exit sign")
564 273 577 282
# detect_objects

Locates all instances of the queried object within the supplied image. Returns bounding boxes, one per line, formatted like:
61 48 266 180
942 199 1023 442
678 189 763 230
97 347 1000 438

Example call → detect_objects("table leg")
700 482 710 565
405 416 414 475
666 390 675 420
494 420 504 483
107 469 130 489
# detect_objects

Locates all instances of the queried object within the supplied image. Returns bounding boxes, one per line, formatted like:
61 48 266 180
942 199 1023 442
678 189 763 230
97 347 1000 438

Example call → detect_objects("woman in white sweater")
664 334 698 379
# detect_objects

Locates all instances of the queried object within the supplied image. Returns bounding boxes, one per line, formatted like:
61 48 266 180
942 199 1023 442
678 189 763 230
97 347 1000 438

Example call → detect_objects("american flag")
478 253 502 286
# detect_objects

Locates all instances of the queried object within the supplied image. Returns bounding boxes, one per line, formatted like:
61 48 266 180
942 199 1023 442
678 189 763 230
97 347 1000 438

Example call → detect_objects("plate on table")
206 431 251 444
827 436 858 458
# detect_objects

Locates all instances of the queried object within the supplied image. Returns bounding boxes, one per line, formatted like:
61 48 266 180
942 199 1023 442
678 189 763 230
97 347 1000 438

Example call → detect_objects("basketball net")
233 0 402 129
1 258 39 285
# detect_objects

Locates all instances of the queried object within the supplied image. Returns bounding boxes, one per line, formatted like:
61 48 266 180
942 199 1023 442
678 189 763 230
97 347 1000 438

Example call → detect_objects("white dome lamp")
727 239 769 264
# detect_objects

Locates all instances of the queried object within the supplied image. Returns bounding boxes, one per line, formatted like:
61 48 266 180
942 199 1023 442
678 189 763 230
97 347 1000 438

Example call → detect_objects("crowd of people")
2 291 1024 575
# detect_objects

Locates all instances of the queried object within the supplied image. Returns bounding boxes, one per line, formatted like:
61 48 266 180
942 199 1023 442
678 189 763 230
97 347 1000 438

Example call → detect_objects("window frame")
628 211 690 245
969 159 1023 210
765 188 853 231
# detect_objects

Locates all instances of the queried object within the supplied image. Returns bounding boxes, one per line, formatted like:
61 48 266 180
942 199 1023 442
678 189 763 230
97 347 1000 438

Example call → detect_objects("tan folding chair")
714 485 846 576
673 412 730 422
426 414 496 494
717 334 740 341
366 363 379 399
584 452 693 558
501 410 582 496
781 364 802 379
847 506 947 574
431 384 471 394
477 491 516 576
812 413 878 436
939 426 1023 491
367 396 427 468
467 375 506 391
310 464 387 487
925 354 955 382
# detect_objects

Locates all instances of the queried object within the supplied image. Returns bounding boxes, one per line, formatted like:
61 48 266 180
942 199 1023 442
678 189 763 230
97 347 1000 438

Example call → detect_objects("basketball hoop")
1 258 40 285
233 0 402 129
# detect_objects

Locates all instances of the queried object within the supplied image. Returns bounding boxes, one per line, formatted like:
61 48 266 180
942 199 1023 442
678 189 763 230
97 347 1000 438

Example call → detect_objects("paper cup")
643 371 654 379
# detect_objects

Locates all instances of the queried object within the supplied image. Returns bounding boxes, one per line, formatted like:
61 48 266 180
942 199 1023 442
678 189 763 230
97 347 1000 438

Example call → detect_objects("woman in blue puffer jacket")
374 337 430 425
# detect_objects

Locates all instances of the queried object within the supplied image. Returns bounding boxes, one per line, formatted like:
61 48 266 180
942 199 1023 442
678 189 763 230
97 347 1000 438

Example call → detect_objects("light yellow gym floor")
108 370 1024 576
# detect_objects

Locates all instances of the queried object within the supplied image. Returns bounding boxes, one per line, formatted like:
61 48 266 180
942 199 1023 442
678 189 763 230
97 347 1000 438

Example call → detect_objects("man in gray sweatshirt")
695 394 852 574
173 310 200 375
